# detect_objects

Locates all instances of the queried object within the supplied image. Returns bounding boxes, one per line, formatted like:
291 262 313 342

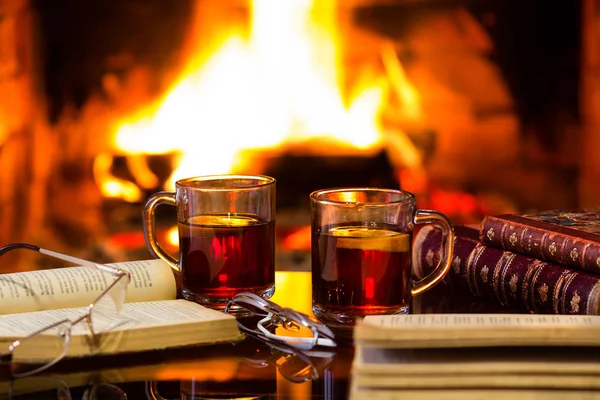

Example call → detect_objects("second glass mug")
310 187 454 328
143 175 276 312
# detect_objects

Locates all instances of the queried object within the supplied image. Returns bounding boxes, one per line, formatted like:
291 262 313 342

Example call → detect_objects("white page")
0 259 176 314
0 299 229 338
357 314 600 348
362 314 600 329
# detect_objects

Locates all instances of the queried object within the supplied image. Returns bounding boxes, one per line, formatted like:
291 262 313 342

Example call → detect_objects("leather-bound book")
413 225 600 315
480 210 600 274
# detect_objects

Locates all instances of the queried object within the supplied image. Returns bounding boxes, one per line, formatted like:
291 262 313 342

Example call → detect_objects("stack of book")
350 210 600 399
414 210 600 315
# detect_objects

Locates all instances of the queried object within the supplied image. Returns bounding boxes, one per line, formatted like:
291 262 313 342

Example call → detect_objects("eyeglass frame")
0 243 131 378
224 292 336 351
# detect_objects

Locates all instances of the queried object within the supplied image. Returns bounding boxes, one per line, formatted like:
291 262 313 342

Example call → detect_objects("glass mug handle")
142 191 181 274
411 209 455 296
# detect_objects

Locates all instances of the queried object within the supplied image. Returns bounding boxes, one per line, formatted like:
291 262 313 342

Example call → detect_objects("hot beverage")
179 213 275 305
144 174 276 313
310 187 454 328
312 223 411 324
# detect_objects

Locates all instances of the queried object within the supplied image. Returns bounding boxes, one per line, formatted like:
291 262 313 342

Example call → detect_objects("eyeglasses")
224 292 336 351
0 243 131 378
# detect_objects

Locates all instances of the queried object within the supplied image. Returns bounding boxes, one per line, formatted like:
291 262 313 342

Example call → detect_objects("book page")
0 259 176 315
0 300 242 362
352 372 600 391
350 387 600 400
0 299 231 338
356 314 600 348
362 314 600 328
357 346 600 373
95 299 234 333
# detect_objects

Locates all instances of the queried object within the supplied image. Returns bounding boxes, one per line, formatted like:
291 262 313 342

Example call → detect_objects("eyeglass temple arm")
283 308 335 340
0 243 122 276
227 292 337 349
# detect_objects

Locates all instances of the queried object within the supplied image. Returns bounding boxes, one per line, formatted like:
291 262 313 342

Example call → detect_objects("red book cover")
414 225 600 315
480 210 600 274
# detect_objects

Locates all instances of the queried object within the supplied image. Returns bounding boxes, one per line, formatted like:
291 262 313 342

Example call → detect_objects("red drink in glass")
179 214 275 305
312 223 411 326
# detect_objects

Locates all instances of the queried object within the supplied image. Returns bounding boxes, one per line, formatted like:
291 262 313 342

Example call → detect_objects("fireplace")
0 0 593 270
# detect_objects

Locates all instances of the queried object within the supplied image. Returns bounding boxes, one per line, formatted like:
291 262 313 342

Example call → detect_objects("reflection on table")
2 271 505 399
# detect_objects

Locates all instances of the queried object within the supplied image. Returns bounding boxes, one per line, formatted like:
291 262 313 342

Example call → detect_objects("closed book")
413 225 600 315
480 210 600 274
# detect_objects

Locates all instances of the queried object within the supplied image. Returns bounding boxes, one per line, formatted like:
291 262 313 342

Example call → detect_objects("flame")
102 0 388 195
167 226 179 248
381 42 422 121
94 153 144 202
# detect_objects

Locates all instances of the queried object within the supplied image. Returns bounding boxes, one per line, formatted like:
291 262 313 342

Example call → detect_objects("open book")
354 313 600 348
0 259 177 314
0 260 243 361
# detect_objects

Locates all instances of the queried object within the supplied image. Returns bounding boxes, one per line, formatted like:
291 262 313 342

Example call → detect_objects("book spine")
415 227 600 315
481 216 600 274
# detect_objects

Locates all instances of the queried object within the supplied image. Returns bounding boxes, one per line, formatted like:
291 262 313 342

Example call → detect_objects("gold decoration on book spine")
501 253 517 304
486 228 494 241
525 236 532 251
538 283 549 303
597 257 600 268
468 245 486 296
480 265 489 283
554 272 569 314
570 291 581 313
586 281 600 315
570 247 579 262
549 242 557 255
452 256 461 274
509 232 518 246
509 274 518 296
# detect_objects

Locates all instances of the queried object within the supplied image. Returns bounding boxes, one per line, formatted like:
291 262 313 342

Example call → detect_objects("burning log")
255 149 399 210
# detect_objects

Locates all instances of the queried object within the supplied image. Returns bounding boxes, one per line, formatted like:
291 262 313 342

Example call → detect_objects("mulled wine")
312 223 411 326
179 213 275 307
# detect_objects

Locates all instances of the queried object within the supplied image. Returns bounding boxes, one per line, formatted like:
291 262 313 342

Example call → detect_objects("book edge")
483 214 600 243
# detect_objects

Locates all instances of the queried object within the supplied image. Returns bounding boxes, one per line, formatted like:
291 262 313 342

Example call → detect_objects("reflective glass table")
0 271 512 400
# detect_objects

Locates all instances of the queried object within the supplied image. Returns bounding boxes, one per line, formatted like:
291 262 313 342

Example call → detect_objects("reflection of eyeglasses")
0 243 131 378
3 375 127 400
145 344 334 400
224 292 336 351
244 337 336 384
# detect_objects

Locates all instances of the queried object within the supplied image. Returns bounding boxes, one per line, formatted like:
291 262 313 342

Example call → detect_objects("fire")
97 0 423 199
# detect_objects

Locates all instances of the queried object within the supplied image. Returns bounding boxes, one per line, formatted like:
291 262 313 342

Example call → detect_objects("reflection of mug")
310 188 454 328
144 340 279 400
143 175 276 311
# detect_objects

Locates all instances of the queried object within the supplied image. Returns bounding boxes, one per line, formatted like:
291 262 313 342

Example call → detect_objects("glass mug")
143 175 276 312
310 188 454 328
